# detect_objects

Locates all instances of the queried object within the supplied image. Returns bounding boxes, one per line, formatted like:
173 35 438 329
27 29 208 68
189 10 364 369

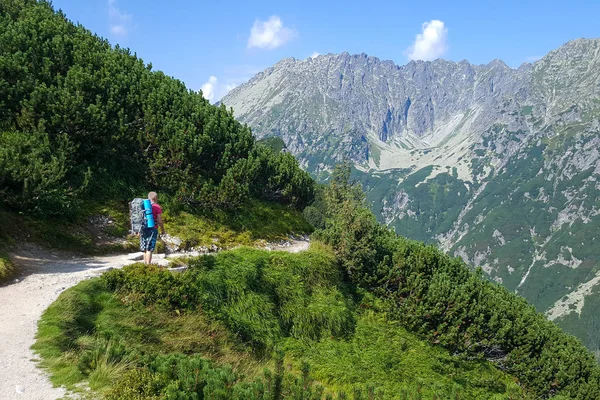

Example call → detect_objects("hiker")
140 191 166 264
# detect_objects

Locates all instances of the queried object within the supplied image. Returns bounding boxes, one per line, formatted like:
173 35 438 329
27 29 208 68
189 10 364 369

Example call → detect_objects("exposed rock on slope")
222 38 600 353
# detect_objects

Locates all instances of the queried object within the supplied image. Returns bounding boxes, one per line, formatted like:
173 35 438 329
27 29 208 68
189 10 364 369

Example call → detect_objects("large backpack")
129 198 147 234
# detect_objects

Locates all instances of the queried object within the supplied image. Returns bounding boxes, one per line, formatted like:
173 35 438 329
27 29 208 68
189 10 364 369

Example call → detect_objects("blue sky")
51 0 600 102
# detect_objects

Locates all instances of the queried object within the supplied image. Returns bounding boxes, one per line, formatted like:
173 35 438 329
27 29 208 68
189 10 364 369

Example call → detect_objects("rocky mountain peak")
223 48 531 170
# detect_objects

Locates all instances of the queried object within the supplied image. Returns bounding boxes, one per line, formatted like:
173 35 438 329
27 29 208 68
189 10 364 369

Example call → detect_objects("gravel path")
0 246 147 400
0 240 310 400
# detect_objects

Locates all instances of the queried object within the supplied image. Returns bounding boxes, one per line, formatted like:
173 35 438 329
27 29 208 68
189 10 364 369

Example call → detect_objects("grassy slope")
167 200 313 248
0 199 311 281
34 246 526 399
284 311 523 399
0 203 137 254
33 278 263 391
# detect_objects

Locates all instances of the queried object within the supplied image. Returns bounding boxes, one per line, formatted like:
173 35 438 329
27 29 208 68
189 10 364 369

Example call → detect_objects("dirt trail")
0 246 146 400
0 240 309 400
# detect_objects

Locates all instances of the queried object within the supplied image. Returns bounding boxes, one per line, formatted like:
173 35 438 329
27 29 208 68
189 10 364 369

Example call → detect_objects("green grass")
0 198 311 257
32 278 263 393
0 202 137 255
284 310 524 399
166 200 313 249
0 249 15 284
33 245 527 399
34 245 347 396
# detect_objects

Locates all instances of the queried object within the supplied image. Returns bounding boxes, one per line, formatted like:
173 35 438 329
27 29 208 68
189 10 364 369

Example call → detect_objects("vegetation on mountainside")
7 1 600 398
447 126 600 353
312 163 600 399
392 168 470 243
357 122 600 355
257 136 287 153
354 165 471 244
0 0 314 218
166 200 313 248
0 198 312 259
0 249 14 284
35 247 524 399
33 165 600 399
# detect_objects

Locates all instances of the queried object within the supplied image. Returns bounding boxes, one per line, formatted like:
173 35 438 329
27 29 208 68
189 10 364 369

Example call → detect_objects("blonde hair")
148 191 158 202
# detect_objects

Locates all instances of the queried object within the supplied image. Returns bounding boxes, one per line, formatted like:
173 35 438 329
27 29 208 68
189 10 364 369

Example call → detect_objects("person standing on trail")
140 191 166 264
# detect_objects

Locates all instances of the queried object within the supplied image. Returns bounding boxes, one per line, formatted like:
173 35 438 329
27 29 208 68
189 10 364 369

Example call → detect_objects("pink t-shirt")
152 203 162 223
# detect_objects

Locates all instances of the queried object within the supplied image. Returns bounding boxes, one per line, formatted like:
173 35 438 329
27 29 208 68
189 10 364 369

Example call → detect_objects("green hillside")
35 247 524 399
33 166 600 399
312 165 600 399
2 1 600 399
0 0 313 217
0 0 313 283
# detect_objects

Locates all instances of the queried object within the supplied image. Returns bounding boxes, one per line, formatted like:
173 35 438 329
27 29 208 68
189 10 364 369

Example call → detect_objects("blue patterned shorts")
140 227 159 252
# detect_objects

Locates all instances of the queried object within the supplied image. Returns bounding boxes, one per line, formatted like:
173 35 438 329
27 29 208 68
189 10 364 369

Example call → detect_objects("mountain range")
221 38 600 354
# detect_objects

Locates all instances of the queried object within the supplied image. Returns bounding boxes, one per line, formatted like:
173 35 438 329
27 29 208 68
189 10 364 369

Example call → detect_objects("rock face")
221 38 600 353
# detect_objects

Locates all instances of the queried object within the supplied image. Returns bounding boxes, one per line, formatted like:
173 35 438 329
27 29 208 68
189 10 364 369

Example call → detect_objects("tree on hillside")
313 163 600 399
0 0 313 215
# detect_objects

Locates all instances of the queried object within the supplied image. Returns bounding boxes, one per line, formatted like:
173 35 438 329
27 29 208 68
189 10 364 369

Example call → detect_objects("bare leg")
146 251 153 265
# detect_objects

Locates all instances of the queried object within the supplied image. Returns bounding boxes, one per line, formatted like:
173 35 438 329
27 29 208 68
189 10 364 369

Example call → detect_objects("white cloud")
201 76 218 102
110 25 127 36
201 65 266 103
406 20 448 61
310 52 320 59
201 76 238 103
109 0 131 21
108 0 131 36
247 16 296 50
